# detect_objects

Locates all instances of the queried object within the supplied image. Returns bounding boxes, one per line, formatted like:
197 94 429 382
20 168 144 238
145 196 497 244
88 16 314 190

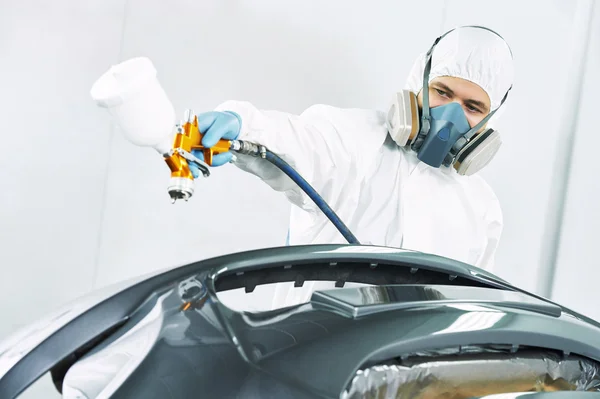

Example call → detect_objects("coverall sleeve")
478 197 503 273
213 100 364 211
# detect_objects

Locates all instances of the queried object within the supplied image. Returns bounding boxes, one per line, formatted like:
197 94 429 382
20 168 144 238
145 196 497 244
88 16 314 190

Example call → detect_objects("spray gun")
164 108 268 203
163 109 231 203
90 57 360 244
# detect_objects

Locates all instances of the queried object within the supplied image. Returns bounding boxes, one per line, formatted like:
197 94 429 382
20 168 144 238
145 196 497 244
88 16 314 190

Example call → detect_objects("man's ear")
478 123 489 134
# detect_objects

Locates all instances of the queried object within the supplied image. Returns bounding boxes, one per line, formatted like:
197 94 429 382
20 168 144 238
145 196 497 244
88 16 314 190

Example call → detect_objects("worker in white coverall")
190 26 514 308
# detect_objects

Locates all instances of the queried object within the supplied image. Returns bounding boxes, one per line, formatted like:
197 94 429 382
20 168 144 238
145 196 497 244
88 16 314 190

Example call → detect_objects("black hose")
262 150 360 245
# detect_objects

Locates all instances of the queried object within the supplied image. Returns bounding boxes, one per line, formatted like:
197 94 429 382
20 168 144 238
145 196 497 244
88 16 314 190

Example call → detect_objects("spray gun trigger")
173 148 210 177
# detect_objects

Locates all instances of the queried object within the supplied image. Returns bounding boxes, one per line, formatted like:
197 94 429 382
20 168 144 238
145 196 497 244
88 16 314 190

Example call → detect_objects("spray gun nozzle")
164 109 230 204
168 178 194 203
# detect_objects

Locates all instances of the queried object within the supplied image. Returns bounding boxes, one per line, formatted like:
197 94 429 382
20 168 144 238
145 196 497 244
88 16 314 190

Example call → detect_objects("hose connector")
230 140 262 156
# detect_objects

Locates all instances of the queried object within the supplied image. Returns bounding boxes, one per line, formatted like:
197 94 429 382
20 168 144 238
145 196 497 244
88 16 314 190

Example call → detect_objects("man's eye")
467 106 481 114
434 88 447 97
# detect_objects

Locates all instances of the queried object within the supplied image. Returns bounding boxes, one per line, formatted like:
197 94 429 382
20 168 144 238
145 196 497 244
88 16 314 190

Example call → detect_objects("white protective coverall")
216 27 514 310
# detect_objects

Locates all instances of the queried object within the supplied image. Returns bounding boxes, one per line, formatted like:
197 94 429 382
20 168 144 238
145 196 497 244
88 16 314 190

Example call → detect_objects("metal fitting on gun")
230 140 262 156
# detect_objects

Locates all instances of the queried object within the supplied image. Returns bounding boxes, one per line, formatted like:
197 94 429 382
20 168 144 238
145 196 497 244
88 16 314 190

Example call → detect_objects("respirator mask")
387 26 512 176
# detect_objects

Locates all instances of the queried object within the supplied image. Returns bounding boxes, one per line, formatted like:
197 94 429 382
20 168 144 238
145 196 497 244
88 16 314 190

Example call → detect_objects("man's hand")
189 111 241 177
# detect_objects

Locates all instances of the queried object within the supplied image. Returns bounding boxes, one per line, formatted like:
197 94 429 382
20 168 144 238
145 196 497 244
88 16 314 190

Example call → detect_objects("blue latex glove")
189 111 242 178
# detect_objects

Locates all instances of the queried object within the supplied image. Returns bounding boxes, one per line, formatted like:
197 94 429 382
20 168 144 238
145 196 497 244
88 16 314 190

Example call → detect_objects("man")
191 26 513 276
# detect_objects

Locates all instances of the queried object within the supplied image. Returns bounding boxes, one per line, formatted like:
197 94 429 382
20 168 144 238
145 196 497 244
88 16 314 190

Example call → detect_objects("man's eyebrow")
464 98 489 113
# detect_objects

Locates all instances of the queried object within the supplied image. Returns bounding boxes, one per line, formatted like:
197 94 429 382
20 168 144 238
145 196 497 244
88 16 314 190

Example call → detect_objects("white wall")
0 0 596 397
551 1 600 319
0 1 125 397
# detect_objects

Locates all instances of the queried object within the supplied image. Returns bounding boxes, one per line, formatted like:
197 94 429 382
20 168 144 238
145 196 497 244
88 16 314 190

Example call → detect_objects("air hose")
230 140 361 245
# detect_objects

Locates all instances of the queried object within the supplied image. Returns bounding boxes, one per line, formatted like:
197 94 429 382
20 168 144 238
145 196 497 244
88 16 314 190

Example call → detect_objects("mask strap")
421 34 445 133
419 25 513 137
463 86 511 140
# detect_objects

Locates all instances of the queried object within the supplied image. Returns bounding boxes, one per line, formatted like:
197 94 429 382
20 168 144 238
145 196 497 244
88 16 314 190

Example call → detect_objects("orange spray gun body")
163 109 232 203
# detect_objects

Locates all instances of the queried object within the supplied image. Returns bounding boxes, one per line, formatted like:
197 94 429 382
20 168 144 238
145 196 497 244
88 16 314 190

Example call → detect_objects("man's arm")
211 100 385 211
